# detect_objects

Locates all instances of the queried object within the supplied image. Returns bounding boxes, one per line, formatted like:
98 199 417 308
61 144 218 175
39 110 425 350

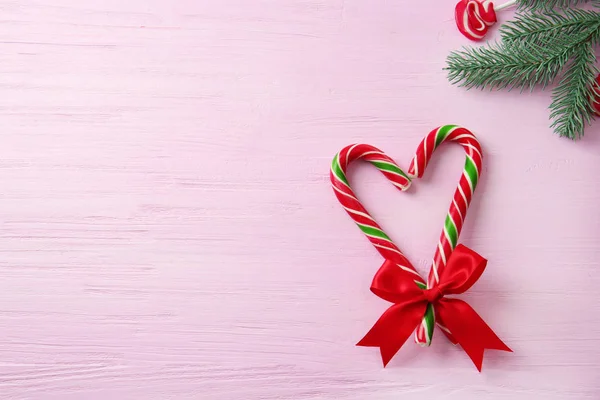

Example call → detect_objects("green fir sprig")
517 0 598 11
501 9 600 43
445 9 600 139
550 42 598 136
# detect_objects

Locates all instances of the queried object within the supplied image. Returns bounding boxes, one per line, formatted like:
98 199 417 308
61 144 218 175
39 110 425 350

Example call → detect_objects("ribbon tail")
357 302 426 367
437 298 511 372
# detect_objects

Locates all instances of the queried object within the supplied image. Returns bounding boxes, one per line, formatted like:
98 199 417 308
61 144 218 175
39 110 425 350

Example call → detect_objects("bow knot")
356 244 511 371
423 287 443 303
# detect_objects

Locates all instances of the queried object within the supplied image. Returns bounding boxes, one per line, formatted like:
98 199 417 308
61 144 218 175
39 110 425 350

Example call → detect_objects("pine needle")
517 0 598 11
549 42 598 138
501 9 600 44
446 35 585 91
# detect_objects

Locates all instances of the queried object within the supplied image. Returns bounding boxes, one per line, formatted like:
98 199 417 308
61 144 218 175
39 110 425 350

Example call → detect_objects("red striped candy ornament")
330 125 483 348
454 0 516 41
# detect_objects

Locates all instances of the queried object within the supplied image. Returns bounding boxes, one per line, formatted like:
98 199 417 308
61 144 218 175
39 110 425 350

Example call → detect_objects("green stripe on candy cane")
331 154 350 187
369 160 411 180
444 215 459 248
421 304 435 346
464 155 479 189
357 223 392 241
435 124 458 148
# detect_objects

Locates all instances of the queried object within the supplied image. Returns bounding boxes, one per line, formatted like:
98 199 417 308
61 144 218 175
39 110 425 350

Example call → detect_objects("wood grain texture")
1 1 599 399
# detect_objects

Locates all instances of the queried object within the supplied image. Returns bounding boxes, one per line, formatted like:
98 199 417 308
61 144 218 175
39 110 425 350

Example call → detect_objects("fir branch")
446 35 585 91
446 6 600 139
516 0 598 11
501 9 600 44
549 42 598 138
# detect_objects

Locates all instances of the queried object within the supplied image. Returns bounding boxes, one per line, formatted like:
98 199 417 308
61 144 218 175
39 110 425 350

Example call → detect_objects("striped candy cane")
409 125 482 345
330 125 483 349
330 144 426 288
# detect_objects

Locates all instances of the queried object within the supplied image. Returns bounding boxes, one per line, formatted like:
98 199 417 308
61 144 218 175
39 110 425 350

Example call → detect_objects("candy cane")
408 125 483 345
330 125 483 347
330 144 426 287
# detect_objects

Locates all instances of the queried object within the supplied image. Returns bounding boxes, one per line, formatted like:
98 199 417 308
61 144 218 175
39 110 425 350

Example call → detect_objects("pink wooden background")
1 1 599 399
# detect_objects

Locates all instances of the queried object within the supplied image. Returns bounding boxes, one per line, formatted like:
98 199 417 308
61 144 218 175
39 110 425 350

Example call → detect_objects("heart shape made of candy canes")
330 125 499 364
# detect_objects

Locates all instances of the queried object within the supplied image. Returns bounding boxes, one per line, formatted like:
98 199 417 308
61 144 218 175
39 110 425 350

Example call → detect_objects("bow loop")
437 244 488 295
370 260 425 304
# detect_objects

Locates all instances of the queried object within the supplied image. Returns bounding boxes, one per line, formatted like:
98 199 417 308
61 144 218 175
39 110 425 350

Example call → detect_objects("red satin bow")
357 244 511 371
